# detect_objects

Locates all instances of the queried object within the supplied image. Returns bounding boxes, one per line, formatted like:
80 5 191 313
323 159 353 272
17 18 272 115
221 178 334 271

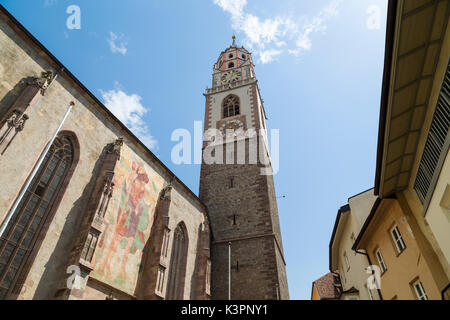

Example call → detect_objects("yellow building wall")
364 199 442 300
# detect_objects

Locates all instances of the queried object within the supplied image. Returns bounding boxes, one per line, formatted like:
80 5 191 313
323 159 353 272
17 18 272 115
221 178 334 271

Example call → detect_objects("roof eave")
374 0 399 196
329 204 350 272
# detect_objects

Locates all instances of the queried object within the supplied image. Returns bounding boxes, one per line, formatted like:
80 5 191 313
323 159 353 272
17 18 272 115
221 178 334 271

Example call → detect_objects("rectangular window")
375 249 388 273
229 177 234 188
391 226 406 254
81 229 99 263
156 266 166 295
161 228 170 259
412 279 428 300
414 61 450 206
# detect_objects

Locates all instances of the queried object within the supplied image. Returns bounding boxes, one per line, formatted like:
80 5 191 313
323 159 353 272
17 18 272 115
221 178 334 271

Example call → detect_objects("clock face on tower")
219 119 244 136
221 70 242 84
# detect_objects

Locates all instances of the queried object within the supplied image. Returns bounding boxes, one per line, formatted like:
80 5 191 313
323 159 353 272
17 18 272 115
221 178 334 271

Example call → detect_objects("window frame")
0 134 77 299
375 248 388 274
412 279 428 300
166 222 188 300
390 225 406 255
222 95 240 119
413 59 450 214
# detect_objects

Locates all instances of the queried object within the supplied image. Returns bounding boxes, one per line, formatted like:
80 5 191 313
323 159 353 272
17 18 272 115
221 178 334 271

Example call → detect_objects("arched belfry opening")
222 95 240 119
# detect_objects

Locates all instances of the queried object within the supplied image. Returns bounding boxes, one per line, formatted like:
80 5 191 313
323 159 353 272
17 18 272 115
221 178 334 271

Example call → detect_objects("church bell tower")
199 37 289 300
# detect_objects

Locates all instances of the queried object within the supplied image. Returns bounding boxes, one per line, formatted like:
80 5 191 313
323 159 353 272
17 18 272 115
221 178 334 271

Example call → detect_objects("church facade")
0 5 288 300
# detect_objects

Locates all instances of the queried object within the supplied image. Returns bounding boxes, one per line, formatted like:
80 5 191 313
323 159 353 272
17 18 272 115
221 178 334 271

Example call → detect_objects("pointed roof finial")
232 35 237 47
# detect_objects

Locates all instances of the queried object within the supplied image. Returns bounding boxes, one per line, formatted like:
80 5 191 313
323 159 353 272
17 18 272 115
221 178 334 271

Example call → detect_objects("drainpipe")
353 249 383 300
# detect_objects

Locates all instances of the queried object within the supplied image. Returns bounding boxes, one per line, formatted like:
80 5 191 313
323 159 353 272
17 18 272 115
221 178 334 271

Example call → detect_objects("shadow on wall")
0 77 34 121
189 223 202 300
133 188 166 299
32 143 110 299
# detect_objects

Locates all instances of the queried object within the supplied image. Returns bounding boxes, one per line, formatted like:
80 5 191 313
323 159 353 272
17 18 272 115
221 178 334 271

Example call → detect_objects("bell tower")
199 37 289 300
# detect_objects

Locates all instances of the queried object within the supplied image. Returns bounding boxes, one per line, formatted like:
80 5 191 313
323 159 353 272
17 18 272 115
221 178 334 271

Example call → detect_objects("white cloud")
214 0 343 63
214 0 247 18
296 1 342 51
107 32 128 55
259 49 282 64
100 84 157 149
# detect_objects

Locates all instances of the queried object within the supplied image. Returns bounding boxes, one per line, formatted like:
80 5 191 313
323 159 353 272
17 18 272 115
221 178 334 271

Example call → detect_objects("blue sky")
1 0 388 299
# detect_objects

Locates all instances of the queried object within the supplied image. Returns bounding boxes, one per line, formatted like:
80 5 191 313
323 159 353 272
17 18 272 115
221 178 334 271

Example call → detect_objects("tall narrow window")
229 177 234 188
81 229 100 263
156 266 166 296
161 228 170 260
391 225 406 254
0 134 75 299
412 279 428 300
223 95 240 118
375 249 387 273
166 223 188 300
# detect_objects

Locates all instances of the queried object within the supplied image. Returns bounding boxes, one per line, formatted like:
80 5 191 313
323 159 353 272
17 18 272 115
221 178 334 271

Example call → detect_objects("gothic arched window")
223 95 240 119
166 223 188 300
0 134 75 299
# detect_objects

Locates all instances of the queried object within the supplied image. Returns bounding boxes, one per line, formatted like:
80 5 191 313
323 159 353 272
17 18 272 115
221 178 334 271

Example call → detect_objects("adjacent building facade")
329 190 381 300
353 196 448 300
373 0 450 299
321 0 450 301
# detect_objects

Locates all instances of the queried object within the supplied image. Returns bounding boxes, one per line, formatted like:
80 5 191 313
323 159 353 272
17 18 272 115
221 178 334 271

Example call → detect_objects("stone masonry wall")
199 137 289 300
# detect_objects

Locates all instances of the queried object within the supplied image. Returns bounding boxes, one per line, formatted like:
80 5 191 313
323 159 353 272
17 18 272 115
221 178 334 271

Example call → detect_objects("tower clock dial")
220 119 244 136
221 70 242 84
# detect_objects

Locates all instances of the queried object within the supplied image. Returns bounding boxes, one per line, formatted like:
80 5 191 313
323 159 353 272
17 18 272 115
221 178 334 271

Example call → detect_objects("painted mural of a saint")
97 161 152 283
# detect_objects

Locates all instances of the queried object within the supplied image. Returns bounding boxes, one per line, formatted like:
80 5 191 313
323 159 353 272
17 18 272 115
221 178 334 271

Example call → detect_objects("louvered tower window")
414 62 450 205
0 135 74 299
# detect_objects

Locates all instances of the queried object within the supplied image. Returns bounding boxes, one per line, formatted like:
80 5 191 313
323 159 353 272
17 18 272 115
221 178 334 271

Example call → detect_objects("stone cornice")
204 78 257 95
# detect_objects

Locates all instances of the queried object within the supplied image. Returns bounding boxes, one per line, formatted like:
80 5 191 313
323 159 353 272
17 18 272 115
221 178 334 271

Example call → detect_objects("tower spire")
231 35 237 47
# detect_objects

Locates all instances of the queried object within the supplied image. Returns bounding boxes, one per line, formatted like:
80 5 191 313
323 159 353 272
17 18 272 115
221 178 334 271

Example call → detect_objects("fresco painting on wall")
91 146 164 294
